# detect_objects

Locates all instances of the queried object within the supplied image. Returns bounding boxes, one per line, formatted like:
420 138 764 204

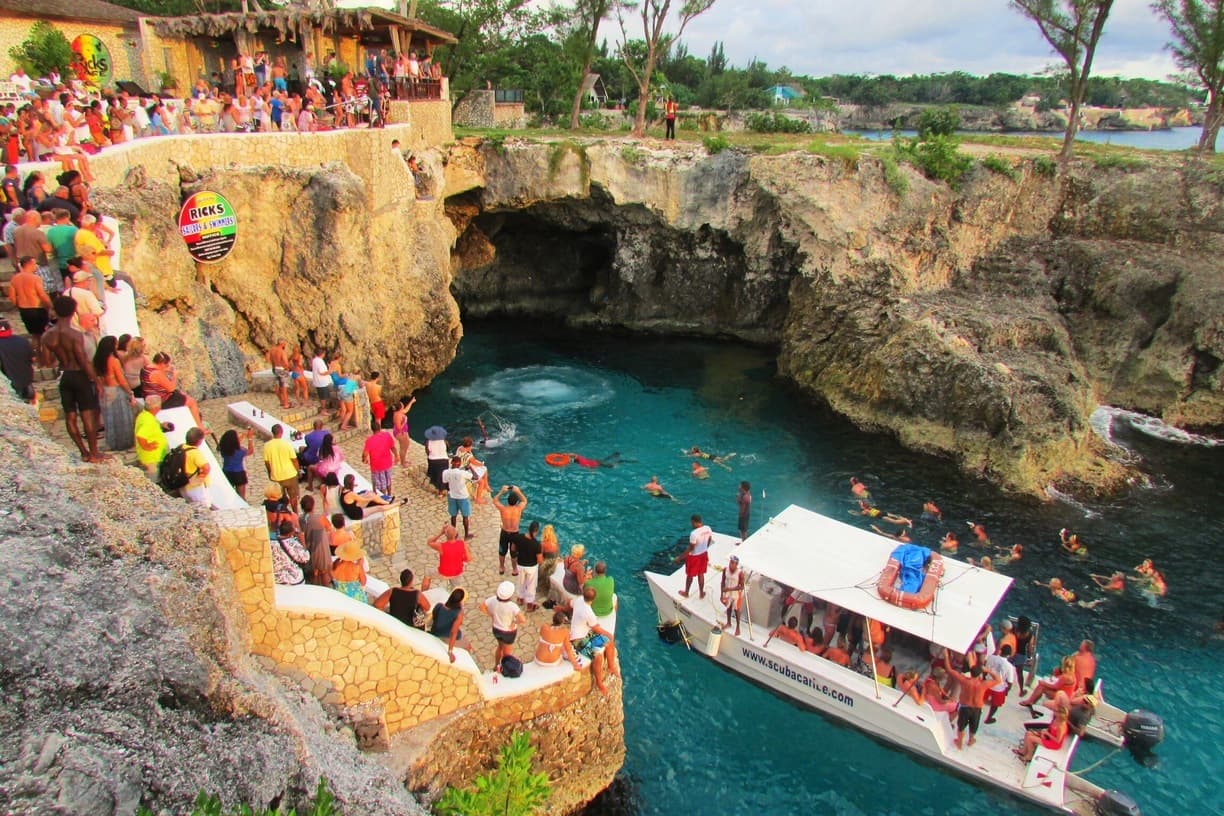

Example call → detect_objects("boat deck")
650 531 1102 813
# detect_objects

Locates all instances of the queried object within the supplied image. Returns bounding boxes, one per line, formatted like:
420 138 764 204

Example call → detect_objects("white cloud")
668 0 1179 79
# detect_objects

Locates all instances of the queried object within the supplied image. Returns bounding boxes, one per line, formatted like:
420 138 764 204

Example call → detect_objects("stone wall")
453 89 495 128
215 508 482 737
0 15 146 87
407 674 625 816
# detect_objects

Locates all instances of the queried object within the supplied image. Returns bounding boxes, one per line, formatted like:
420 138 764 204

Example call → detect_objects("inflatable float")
877 545 944 610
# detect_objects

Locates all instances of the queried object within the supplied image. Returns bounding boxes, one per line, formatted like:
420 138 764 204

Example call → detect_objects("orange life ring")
544 452 571 467
877 552 944 610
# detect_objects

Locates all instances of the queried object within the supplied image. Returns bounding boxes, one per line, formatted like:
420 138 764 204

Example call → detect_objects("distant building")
769 84 805 106
581 72 608 108
0 0 146 87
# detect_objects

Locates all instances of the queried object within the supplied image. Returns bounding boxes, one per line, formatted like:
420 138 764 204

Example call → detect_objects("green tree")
1010 0 1116 161
1153 0 1224 153
918 106 961 138
435 732 551 816
8 21 72 80
616 0 717 136
568 0 613 128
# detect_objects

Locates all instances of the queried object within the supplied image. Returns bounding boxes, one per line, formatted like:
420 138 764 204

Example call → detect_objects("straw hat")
336 540 366 563
496 580 515 601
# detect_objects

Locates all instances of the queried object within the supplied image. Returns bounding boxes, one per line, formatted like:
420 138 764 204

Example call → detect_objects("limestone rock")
0 389 426 815
444 138 1222 496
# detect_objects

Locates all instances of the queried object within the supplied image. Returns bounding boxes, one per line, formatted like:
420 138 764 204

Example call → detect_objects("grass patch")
620 145 645 164
1088 152 1150 171
806 138 861 169
1031 155 1058 178
981 154 1020 181
702 134 731 154
879 155 909 195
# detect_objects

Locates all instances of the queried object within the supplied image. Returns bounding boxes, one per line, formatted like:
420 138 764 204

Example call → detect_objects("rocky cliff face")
93 153 460 399
0 390 427 815
444 137 1223 496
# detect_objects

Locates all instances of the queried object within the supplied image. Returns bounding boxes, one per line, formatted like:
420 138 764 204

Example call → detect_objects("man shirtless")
43 296 109 463
944 652 1001 749
493 484 527 576
266 340 291 409
8 255 51 363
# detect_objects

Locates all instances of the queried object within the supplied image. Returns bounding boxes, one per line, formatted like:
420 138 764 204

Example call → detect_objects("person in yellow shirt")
134 394 168 479
181 427 212 506
262 422 301 507
75 216 139 294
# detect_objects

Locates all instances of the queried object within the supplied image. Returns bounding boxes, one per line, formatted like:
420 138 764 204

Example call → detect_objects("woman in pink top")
313 433 345 482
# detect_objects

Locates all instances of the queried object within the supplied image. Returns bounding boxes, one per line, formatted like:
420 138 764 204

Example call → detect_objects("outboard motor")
1095 790 1141 816
1122 709 1165 755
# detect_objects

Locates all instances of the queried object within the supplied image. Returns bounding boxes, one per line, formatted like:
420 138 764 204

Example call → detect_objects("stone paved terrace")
36 387 561 677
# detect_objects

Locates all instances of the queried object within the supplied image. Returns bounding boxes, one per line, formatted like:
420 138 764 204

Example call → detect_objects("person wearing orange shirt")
664 96 678 139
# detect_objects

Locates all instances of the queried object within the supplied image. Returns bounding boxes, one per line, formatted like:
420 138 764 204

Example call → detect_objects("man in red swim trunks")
676 514 712 599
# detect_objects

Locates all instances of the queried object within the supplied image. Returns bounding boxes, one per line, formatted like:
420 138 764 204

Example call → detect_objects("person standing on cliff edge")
267 340 291 410
664 96 678 139
43 296 110 463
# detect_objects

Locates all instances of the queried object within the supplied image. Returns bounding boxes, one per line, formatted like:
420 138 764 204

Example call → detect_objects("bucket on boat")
1095 790 1141 816
704 626 723 657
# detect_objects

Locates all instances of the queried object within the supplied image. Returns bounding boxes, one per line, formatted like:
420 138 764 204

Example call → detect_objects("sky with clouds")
668 0 1180 80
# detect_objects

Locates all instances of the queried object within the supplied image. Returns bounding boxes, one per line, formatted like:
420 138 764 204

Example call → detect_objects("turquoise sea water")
849 126 1222 151
413 323 1222 816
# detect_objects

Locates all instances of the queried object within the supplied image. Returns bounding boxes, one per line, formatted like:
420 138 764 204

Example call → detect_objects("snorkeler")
1034 577 1076 604
568 452 625 468
922 500 942 521
1090 571 1126 592
643 476 675 500
691 460 709 479
966 522 991 547
850 476 870 499
1059 528 1088 557
940 532 959 553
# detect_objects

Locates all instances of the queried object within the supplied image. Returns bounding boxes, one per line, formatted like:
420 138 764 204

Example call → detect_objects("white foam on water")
455 365 614 416
1091 405 1223 449
1043 485 1102 519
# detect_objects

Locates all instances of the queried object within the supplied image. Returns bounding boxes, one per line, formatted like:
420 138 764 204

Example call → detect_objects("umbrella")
424 425 447 441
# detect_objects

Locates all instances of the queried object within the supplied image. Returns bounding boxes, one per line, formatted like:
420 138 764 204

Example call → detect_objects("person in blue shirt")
218 427 255 500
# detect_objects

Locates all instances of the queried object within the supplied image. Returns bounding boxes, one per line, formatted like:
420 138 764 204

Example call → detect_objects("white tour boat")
646 505 1146 815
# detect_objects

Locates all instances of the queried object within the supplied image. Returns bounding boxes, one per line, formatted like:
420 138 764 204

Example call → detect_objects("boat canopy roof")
735 505 1013 654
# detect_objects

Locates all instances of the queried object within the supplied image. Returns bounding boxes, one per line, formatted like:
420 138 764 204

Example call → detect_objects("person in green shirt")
133 394 169 478
44 209 78 279
586 561 615 618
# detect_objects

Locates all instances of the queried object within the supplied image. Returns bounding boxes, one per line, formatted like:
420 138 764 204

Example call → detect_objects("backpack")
159 444 191 492
500 655 523 678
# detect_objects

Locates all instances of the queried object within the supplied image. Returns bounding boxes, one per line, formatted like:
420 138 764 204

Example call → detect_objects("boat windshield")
734 505 1013 654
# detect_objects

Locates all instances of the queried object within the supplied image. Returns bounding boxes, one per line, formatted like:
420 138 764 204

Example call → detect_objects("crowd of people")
2 47 446 163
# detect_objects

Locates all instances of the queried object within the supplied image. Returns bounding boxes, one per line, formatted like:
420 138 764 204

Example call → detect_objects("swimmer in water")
922 500 942 521
940 532 959 553
1034 577 1076 604
966 522 991 547
643 475 675 500
687 446 734 469
853 500 912 527
567 452 627 468
872 524 910 542
691 460 709 479
850 477 870 499
995 543 1024 565
1090 571 1126 592
1059 528 1088 557
1132 559 1167 597
979 555 994 572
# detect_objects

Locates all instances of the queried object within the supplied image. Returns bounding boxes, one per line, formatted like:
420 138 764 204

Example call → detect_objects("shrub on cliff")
746 111 812 134
893 134 972 188
435 732 550 816
137 777 337 816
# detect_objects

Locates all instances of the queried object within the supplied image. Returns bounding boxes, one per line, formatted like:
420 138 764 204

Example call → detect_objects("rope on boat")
1070 747 1122 776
